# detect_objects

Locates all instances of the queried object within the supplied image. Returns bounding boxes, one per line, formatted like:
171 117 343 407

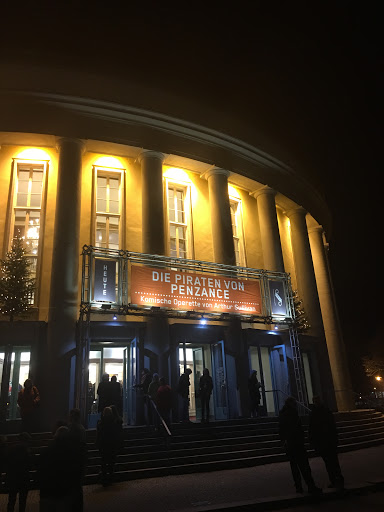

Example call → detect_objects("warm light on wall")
228 185 241 199
16 148 51 160
93 156 125 169
163 167 191 184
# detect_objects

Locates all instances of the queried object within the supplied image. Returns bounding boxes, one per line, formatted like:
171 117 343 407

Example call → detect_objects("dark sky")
1 4 382 390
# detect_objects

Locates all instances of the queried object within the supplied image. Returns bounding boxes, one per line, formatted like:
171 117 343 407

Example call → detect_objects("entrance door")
129 338 138 425
88 345 130 427
211 341 228 420
270 345 289 412
0 349 31 421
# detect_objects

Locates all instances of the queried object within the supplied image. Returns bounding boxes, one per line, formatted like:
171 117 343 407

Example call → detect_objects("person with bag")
17 379 40 433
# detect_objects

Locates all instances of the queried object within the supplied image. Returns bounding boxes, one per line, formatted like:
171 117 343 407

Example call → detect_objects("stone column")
139 150 166 255
204 168 236 266
285 207 324 336
251 186 284 272
309 226 354 410
203 168 246 417
138 150 168 385
46 137 85 426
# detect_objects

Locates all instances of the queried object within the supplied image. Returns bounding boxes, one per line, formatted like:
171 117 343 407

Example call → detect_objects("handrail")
147 396 172 437
264 388 312 413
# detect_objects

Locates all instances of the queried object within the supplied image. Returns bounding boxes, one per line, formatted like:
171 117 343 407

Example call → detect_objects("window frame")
92 166 125 251
5 159 49 305
164 177 194 260
229 194 246 267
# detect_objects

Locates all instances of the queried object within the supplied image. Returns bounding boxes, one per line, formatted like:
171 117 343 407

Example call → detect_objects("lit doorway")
178 341 228 422
0 348 31 421
88 341 137 427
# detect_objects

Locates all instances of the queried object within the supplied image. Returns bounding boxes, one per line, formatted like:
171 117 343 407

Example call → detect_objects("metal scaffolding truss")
76 245 308 414
80 245 294 325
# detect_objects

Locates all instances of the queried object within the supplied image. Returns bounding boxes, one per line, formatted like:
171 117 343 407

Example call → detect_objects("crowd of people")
0 372 345 510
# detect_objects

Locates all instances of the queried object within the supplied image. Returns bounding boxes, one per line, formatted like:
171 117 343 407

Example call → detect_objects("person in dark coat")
110 376 123 417
309 395 344 489
148 373 161 428
278 396 322 495
96 406 123 486
5 432 32 512
177 368 192 422
97 373 112 413
199 368 213 423
248 370 262 418
39 425 87 511
134 368 152 425
17 379 40 433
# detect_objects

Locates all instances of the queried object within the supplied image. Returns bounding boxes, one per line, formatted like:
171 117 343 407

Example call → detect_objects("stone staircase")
2 409 384 489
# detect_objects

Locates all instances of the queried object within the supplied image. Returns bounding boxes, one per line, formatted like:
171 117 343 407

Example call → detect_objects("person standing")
177 368 192 423
148 373 160 428
4 432 32 512
39 425 86 511
156 377 172 429
96 407 122 486
110 376 123 417
309 395 344 490
134 368 152 425
97 373 111 414
199 368 213 423
248 370 262 418
17 379 40 433
278 396 322 495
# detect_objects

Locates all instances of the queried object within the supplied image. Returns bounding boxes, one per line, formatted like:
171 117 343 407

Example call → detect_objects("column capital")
201 167 230 180
284 206 307 219
55 137 86 154
138 150 165 163
250 185 276 199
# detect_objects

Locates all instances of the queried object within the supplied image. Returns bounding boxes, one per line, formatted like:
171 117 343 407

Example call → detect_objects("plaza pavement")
1 444 384 511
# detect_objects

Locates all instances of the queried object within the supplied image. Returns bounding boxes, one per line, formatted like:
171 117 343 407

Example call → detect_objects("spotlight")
113 314 117 320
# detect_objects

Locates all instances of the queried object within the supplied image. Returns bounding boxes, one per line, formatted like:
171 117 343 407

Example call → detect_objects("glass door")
1 349 31 421
211 341 228 420
129 338 138 425
88 344 130 427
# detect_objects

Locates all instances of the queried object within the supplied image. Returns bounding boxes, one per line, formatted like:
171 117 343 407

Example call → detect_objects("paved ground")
1 444 384 511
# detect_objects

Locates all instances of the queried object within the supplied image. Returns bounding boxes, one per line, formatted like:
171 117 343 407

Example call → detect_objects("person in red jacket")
156 377 172 429
17 379 40 433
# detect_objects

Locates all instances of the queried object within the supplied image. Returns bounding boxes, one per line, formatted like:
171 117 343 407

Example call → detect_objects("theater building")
0 66 353 431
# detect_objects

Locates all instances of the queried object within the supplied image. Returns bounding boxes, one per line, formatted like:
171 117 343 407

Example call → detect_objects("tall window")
167 183 189 259
229 197 245 266
94 169 123 250
11 161 47 283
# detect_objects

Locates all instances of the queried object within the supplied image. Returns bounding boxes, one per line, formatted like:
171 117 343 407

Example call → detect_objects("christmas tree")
0 236 36 321
292 290 310 333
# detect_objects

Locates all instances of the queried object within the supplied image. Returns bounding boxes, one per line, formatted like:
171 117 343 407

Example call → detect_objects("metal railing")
148 397 172 438
265 388 312 415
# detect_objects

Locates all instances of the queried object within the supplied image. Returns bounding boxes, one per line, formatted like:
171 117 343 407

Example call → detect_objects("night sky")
1 4 381 391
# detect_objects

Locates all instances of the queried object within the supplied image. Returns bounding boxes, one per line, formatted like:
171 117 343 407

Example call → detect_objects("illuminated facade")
0 68 353 430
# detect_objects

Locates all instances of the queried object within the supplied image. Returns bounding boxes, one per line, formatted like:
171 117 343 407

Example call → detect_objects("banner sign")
130 265 262 314
268 280 287 317
94 259 117 302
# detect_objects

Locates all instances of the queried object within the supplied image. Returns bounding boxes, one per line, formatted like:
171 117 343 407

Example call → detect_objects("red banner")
130 265 262 315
